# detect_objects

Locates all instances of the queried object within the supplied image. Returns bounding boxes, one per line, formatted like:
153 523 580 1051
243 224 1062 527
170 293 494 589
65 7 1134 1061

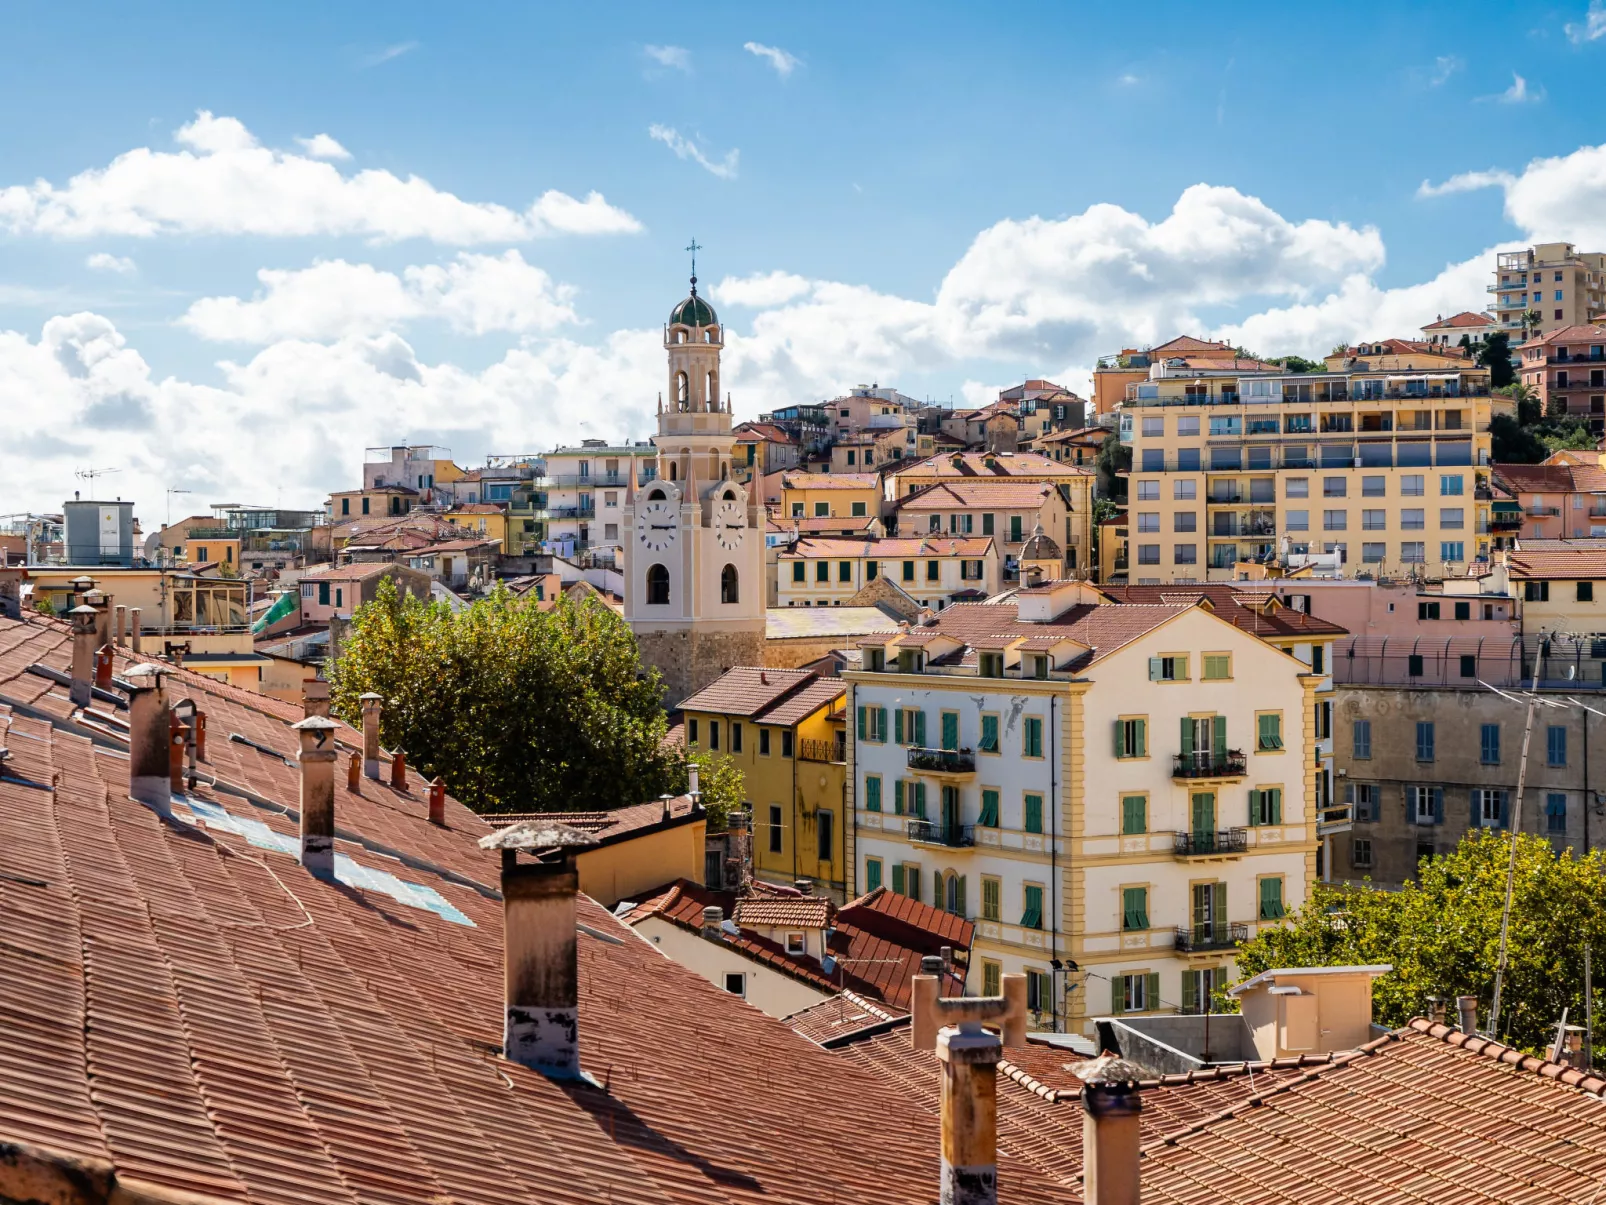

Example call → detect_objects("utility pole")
1489 688 1537 1036
1587 944 1595 1073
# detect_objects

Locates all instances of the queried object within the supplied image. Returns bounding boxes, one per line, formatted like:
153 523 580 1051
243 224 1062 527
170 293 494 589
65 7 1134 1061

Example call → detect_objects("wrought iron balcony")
1171 750 1247 780
907 819 975 848
1173 829 1249 857
798 736 845 764
1173 922 1248 952
907 747 976 774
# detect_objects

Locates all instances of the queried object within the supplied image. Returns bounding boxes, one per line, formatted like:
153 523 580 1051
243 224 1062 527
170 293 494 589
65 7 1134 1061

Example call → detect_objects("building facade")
776 535 998 610
1516 324 1606 437
846 584 1324 1033
542 441 659 563
1489 243 1606 339
1118 353 1499 582
622 276 766 706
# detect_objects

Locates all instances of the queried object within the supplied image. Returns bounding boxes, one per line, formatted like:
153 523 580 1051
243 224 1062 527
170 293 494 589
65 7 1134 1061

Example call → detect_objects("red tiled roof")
1506 547 1606 580
780 472 880 490
1518 322 1606 349
1423 310 1495 330
1098 584 1349 639
447 503 506 514
784 991 906 1046
733 895 834 928
1150 335 1233 355
904 601 1194 667
765 515 879 536
1494 460 1606 495
896 451 1092 480
1139 1021 1606 1202
893 481 1058 511
485 795 699 846
302 561 407 582
0 614 1070 1204
678 667 845 722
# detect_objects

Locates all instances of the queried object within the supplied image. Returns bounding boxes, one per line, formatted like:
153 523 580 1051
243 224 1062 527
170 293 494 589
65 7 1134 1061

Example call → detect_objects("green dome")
669 291 718 328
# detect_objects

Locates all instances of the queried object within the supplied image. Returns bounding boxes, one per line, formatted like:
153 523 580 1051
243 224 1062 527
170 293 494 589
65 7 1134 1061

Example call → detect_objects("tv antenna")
75 467 122 487
166 488 192 529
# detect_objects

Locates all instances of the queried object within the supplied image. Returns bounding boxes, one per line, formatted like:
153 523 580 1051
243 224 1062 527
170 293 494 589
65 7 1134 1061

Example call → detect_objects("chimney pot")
921 954 945 975
687 761 700 800
427 776 446 825
292 716 340 875
347 750 362 792
129 607 142 654
478 821 600 1080
936 1023 1002 1205
360 693 383 779
390 750 408 791
169 720 187 793
114 604 127 647
94 644 114 690
1075 1055 1145 1205
68 605 98 707
125 664 173 814
794 878 812 895
1457 995 1478 1034
302 677 331 719
701 905 723 937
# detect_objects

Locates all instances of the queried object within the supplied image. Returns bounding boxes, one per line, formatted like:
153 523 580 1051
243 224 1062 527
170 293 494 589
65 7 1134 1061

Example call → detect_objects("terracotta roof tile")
779 536 996 559
1507 547 1606 580
893 481 1059 511
1098 584 1348 639
733 896 835 928
779 472 880 490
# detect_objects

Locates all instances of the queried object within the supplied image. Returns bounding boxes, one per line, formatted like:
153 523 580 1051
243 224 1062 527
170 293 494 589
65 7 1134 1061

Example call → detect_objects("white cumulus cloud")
648 124 739 180
1421 139 1606 249
296 133 351 160
85 252 136 274
744 41 800 76
178 250 580 343
0 110 641 243
714 270 812 307
1566 1 1606 42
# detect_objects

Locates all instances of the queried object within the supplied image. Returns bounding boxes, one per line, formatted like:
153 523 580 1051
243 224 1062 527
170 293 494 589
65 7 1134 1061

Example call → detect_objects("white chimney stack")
124 664 172 814
293 716 339 875
478 820 600 1080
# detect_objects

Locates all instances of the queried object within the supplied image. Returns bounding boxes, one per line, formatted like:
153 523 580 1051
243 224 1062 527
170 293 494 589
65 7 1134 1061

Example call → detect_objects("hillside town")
4 241 1606 1203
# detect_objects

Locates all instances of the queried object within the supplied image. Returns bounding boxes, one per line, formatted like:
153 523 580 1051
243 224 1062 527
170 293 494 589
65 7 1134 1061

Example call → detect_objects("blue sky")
3 0 1606 520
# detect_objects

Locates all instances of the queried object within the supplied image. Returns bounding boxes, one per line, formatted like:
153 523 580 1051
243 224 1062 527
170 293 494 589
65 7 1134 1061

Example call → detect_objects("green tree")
1237 832 1606 1054
676 749 744 829
1095 432 1130 502
1489 414 1547 463
1277 355 1325 374
1478 332 1514 389
1540 416 1597 452
34 596 55 617
328 577 678 813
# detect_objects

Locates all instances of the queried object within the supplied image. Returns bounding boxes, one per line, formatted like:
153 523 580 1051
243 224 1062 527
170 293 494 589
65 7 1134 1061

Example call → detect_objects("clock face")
637 499 678 552
714 498 745 551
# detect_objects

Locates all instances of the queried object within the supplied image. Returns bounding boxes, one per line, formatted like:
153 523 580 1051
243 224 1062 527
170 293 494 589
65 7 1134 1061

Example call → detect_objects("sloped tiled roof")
779 536 995 559
765 606 902 641
733 895 835 929
896 451 1093 480
1098 584 1348 640
485 795 699 846
764 515 879 535
1518 322 1606 349
0 614 1070 1204
1506 547 1606 580
785 991 906 1046
779 472 880 490
677 666 844 722
1494 460 1606 495
906 601 1194 667
1423 310 1495 330
893 481 1058 511
1139 1020 1606 1202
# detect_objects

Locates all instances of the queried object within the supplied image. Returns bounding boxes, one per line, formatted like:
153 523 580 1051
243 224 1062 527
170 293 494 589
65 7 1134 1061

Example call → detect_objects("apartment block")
1516 323 1606 436
1118 352 1500 582
1491 459 1606 543
845 581 1327 1033
542 440 658 564
779 472 883 521
777 535 998 609
890 479 1084 576
1488 243 1606 338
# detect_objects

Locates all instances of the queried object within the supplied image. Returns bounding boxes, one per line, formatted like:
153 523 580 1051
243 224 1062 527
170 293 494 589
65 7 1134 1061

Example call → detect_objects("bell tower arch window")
676 371 689 408
646 564 671 605
720 564 739 604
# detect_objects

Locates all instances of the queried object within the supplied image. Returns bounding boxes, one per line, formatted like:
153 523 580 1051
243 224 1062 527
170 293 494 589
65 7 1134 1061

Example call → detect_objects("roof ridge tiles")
1408 1017 1606 1094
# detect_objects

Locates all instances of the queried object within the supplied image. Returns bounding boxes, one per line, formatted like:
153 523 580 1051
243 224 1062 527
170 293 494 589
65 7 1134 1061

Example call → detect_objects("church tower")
623 250 765 706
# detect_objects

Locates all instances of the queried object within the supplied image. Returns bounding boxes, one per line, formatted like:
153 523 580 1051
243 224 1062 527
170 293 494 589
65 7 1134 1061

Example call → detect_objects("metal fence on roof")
1334 633 1606 690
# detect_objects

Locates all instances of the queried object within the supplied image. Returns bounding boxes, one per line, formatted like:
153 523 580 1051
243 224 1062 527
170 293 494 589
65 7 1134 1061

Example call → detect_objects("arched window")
720 564 739 604
707 372 718 404
945 873 960 915
722 489 736 501
647 487 665 501
704 328 715 343
668 462 677 481
647 564 670 605
676 371 689 407
675 328 685 344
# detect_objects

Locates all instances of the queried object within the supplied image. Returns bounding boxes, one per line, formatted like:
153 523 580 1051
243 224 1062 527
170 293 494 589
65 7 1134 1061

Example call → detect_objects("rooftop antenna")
166 488 191 529
75 467 121 490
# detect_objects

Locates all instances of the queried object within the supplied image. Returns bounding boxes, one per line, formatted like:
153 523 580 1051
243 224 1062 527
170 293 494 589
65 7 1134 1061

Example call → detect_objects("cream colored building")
1489 243 1606 338
779 473 884 521
846 581 1324 1033
777 535 998 610
891 479 1085 577
1118 353 1501 582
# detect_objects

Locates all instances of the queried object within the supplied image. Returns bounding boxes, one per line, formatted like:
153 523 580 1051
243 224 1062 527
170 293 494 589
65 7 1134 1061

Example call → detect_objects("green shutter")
956 875 967 918
1269 788 1282 825
1248 789 1261 827
894 779 905 815
1024 794 1043 834
942 712 958 750
857 706 867 741
1112 978 1126 1016
895 709 905 745
1180 717 1194 756
866 777 881 812
891 863 905 895
981 714 998 751
1136 719 1146 758
1149 657 1163 681
979 789 1000 827
876 708 888 743
908 867 921 903
1145 972 1160 1011
1122 795 1146 835
1213 716 1227 762
1114 720 1125 758
1212 882 1227 933
914 710 927 747
866 859 882 891
1181 971 1198 1013
913 781 927 818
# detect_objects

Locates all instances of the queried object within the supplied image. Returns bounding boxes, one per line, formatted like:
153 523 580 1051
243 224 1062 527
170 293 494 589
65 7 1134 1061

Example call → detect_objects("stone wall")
638 626 766 709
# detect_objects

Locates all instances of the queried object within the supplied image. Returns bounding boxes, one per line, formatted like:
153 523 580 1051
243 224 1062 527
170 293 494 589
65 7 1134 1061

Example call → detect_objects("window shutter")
1469 788 1479 830
956 875 967 918
1112 979 1125 1016
1247 789 1262 827
1180 717 1194 756
1136 719 1146 758
895 709 905 745
891 863 905 895
1212 881 1227 928
1499 790 1510 830
1182 972 1198 1013
1145 972 1160 1011
857 706 867 741
1114 720 1125 758
1433 787 1444 824
1149 657 1163 681
1213 716 1227 761
908 867 921 903
866 777 880 812
914 781 927 818
914 710 927 747
1270 788 1282 825
894 779 905 815
877 708 888 741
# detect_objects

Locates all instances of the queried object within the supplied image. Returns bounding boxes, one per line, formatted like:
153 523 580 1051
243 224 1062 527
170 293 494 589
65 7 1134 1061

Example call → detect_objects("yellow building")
777 535 999 610
1119 352 1503 582
1503 545 1606 636
444 503 513 553
679 668 850 900
330 485 421 522
23 566 269 690
1489 243 1606 340
1099 510 1129 583
780 472 883 522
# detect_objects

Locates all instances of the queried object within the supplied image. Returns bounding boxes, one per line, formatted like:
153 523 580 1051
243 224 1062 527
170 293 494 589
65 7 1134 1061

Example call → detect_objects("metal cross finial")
686 238 701 291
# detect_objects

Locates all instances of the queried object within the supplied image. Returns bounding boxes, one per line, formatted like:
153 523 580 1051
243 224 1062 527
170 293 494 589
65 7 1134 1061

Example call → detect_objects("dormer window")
979 652 1004 678
786 932 806 955
866 648 886 673
898 649 923 673
1032 655 1050 680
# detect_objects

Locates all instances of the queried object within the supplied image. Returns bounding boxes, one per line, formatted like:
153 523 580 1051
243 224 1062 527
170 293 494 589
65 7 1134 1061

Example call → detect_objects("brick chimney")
128 607 142 654
302 677 330 719
68 604 99 707
427 777 446 825
114 604 127 647
124 664 173 814
292 716 340 875
912 966 1026 1051
936 1022 1002 1205
1074 1054 1144 1205
360 692 383 779
478 820 601 1080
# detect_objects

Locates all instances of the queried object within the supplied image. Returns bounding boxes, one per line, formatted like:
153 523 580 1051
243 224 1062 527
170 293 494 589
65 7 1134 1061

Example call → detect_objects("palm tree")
1521 308 1543 345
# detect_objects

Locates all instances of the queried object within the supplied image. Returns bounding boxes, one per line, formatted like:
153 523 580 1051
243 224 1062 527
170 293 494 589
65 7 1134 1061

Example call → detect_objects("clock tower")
623 254 765 706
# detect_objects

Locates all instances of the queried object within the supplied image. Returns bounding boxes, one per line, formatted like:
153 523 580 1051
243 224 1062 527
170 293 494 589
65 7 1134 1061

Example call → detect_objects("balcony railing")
907 747 976 774
1171 750 1248 780
1528 506 1561 517
799 736 845 764
1173 922 1249 952
1112 555 1129 571
1174 829 1249 857
907 819 975 848
1490 513 1523 529
546 506 597 520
